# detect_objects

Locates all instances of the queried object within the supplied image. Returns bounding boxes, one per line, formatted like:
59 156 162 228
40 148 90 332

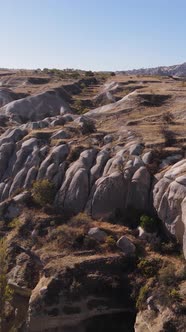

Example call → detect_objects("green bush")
140 214 158 233
9 218 21 229
32 179 55 207
137 258 161 277
136 284 149 309
160 241 181 255
105 235 116 250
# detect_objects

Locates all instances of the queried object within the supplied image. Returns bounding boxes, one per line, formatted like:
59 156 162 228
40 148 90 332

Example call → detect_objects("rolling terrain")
0 68 186 332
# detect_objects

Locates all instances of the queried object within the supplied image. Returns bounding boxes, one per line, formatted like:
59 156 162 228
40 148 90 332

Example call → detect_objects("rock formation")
0 71 185 331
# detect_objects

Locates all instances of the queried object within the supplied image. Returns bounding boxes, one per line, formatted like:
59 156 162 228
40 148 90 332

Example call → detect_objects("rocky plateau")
0 69 186 332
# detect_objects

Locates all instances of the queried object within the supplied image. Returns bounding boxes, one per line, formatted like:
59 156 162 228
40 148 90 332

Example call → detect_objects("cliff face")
27 255 136 332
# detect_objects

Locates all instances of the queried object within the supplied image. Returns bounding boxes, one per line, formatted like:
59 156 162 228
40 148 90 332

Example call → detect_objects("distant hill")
118 62 186 77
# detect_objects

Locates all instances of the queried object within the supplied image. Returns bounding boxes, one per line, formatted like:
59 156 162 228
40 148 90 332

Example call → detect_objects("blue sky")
0 0 186 70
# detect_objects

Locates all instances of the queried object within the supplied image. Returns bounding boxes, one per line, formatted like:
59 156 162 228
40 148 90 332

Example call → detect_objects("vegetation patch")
137 258 162 278
32 179 55 207
140 214 159 233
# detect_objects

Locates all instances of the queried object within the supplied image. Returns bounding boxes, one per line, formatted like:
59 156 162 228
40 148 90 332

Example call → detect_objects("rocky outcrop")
116 236 136 255
153 159 186 257
135 307 186 332
1 69 186 332
1 89 71 123
0 118 185 260
0 88 17 107
0 123 154 223
56 149 97 214
27 254 135 332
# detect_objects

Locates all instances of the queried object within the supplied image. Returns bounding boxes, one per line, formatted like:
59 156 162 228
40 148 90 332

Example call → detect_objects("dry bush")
67 146 85 163
158 264 176 286
48 213 94 251
32 179 55 207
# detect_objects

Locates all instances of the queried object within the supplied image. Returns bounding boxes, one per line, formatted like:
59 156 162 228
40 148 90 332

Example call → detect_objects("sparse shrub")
140 214 158 233
80 82 86 89
70 278 81 294
158 264 176 286
160 241 181 255
32 179 55 207
83 236 98 250
162 112 174 124
51 224 84 249
136 284 149 309
137 258 161 277
9 218 21 229
169 288 181 301
71 72 80 79
73 99 83 111
69 212 92 228
104 235 116 250
49 213 93 251
73 100 89 115
85 70 94 77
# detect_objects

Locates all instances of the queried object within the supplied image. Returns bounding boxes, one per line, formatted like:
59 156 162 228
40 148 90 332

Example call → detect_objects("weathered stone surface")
24 167 38 188
88 171 127 219
127 166 151 212
62 114 74 122
27 254 133 332
56 149 97 214
0 128 27 145
0 88 17 107
153 159 186 257
75 116 96 134
8 252 41 294
142 151 153 164
37 144 69 180
90 149 110 185
103 134 113 144
0 142 15 180
159 154 182 169
88 227 107 242
13 191 30 204
63 168 89 214
138 226 158 244
51 130 70 140
51 116 65 127
1 90 71 123
116 236 136 255
129 143 144 156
